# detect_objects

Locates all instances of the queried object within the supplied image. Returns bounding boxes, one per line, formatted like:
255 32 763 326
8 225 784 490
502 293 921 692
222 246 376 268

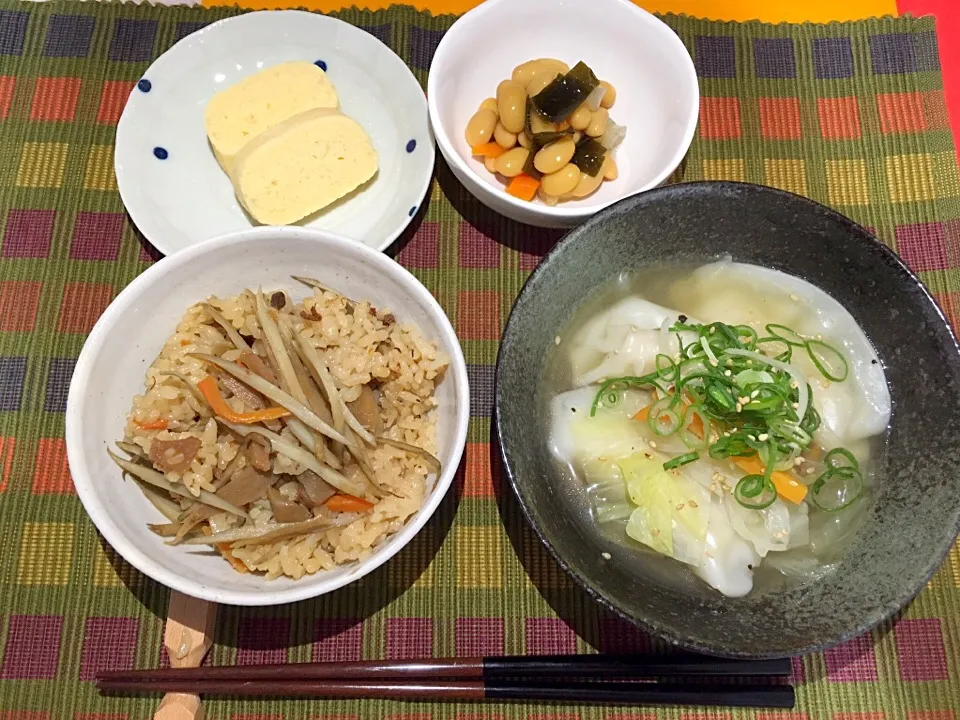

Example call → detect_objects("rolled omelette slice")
205 61 340 175
230 108 379 225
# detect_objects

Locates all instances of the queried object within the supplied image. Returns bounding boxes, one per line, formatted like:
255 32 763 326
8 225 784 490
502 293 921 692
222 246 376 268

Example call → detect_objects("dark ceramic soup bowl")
495 181 960 658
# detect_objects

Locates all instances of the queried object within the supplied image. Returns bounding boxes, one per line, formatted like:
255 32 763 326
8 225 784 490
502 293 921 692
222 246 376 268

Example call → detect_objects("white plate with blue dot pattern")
115 10 434 256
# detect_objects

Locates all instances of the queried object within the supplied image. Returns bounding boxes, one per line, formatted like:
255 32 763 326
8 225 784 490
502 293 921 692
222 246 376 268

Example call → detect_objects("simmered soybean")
586 107 608 138
465 108 497 146
512 58 569 85
494 147 530 177
497 80 527 134
534 136 576 175
541 163 581 196
527 71 558 98
494 122 517 150
569 104 591 131
598 81 617 108
571 165 605 197
603 155 618 180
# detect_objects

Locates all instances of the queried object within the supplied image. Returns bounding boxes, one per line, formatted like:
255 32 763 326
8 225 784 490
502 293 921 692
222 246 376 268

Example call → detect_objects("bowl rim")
66 226 470 606
426 0 699 220
494 180 960 658
115 9 436 257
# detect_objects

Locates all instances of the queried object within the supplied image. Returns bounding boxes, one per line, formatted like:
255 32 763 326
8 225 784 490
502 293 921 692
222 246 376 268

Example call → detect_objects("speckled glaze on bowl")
495 181 960 658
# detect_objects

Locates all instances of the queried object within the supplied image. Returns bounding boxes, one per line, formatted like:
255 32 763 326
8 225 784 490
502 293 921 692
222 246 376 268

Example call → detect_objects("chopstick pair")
97 653 796 709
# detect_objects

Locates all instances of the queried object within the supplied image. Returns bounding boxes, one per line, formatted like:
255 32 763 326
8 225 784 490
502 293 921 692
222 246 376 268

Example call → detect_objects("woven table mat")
0 1 958 718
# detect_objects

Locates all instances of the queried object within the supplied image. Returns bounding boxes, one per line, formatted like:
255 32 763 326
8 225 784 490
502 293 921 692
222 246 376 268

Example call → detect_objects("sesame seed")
601 552 612 560
649 441 657 449
598 456 607 462
748 434 757 442
792 402 800 409
709 327 716 334
790 380 798 389
788 480 799 487
688 500 698 508
724 370 732 377
736 403 743 412
644 452 652 460
790 294 799 301
652 528 660 537
746 359 753 365
758 433 769 441
806 468 815 475
794 457 804 466
822 380 831 389
554 336 561 345
676 503 685 511
750 389 760 398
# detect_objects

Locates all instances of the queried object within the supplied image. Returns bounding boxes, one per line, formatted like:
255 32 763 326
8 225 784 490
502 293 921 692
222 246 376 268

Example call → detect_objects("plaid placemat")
0 1 958 718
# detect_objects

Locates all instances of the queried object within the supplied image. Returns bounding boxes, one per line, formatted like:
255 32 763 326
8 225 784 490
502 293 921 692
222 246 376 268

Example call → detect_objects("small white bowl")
116 10 434 256
427 0 699 228
65 228 469 606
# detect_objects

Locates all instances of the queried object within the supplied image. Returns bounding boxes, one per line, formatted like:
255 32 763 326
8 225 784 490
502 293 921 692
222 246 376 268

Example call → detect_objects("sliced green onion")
766 324 806 346
800 404 821 434
734 474 777 509
709 434 753 459
663 451 700 471
681 405 710 450
824 447 859 470
806 340 849 382
811 466 863 511
735 325 758 349
588 320 860 494
590 372 660 416
699 336 720 366
707 384 737 412
734 369 774 389
655 354 678 382
647 396 681 436
756 336 793 362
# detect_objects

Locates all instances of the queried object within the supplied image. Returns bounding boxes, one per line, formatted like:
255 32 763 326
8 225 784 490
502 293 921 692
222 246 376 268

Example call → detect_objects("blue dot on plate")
153 146 169 160
406 139 417 153
314 59 327 71
137 78 152 93
408 206 417 217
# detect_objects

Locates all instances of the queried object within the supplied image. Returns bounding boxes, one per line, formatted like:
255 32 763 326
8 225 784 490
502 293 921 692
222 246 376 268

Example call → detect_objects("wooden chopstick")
98 652 792 684
96 677 795 709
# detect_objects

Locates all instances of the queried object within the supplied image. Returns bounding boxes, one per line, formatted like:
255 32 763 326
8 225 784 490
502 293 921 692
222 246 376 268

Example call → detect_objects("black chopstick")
96 677 795 709
97 652 792 683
